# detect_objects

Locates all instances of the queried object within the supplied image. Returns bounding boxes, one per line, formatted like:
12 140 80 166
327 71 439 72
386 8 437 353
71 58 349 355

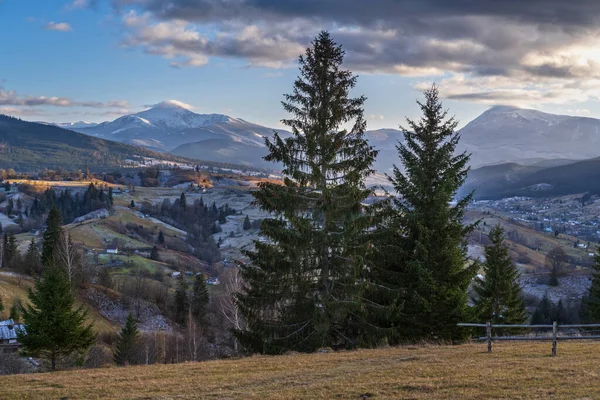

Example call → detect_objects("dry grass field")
3 342 600 399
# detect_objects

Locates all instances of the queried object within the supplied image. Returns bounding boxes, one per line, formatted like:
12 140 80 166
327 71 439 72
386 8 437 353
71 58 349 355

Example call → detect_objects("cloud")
67 0 95 9
369 114 385 120
0 86 130 109
45 22 73 32
144 99 195 110
112 0 600 106
0 107 46 117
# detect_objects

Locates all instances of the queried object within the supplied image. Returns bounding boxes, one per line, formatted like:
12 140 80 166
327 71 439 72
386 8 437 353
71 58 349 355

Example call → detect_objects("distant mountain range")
47 102 600 173
0 115 196 171
54 101 288 168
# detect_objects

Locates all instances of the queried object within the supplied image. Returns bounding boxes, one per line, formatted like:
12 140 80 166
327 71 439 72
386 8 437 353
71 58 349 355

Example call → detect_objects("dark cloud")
114 0 600 104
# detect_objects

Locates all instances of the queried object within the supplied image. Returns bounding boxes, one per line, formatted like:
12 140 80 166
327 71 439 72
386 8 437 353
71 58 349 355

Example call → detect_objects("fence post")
486 321 492 353
552 321 557 357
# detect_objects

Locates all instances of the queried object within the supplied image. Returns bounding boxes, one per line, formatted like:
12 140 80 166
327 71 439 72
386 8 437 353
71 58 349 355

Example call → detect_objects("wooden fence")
457 322 600 356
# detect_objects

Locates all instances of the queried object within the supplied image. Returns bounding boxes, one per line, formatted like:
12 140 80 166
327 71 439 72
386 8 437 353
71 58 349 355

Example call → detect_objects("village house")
0 319 25 353
106 245 118 254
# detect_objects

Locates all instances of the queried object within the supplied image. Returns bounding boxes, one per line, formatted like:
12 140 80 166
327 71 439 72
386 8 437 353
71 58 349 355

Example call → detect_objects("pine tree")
4 232 18 269
8 298 21 322
580 251 600 322
191 274 209 323
98 267 113 290
0 295 4 319
108 187 114 207
472 225 526 326
158 231 165 245
149 246 160 261
113 312 139 366
42 206 63 268
378 85 477 342
174 273 189 326
531 293 554 325
24 238 42 275
180 192 187 211
9 299 20 322
130 200 136 209
18 266 96 370
236 31 377 354
242 215 251 231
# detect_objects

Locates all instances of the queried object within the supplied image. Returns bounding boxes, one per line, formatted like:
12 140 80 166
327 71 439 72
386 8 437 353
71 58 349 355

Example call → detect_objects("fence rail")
457 321 600 356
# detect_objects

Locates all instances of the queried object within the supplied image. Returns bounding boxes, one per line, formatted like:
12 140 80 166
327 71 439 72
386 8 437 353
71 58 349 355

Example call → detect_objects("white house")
106 245 118 254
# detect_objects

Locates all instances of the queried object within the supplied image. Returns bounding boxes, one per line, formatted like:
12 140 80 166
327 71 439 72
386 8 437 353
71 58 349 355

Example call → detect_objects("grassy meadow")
2 342 600 399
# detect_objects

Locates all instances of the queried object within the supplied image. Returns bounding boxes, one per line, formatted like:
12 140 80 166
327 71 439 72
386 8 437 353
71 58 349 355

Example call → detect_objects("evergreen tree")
531 293 554 325
98 267 113 290
24 238 41 275
472 225 526 325
0 295 4 319
4 232 18 269
9 299 21 322
113 312 139 366
243 215 251 231
180 192 187 211
174 273 189 326
236 31 377 354
41 206 63 268
191 273 209 323
376 85 477 342
158 231 165 245
549 266 559 287
18 266 96 370
149 246 160 261
130 200 136 209
580 251 600 322
108 187 114 207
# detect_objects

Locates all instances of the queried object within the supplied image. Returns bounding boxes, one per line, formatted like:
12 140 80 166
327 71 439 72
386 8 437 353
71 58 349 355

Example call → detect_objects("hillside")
463 157 600 199
0 115 193 171
3 342 600 399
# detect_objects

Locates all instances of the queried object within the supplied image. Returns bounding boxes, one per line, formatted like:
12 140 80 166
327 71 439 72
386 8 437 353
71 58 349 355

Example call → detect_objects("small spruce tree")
158 231 165 245
130 200 136 209
242 215 251 231
41 207 63 268
191 274 209 323
113 312 139 366
0 295 4 319
149 246 160 261
9 299 21 322
18 266 96 370
472 225 526 325
180 192 187 211
174 273 189 326
580 251 600 322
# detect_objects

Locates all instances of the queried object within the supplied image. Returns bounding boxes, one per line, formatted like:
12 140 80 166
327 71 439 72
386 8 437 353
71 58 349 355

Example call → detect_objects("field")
2 342 600 399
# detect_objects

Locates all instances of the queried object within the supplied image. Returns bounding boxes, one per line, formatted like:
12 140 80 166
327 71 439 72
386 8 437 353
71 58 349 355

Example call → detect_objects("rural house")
106 245 118 254
0 319 25 353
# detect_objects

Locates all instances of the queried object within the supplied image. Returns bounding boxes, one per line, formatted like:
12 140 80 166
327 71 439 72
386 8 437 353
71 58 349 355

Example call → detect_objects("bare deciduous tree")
218 267 245 352
56 231 83 285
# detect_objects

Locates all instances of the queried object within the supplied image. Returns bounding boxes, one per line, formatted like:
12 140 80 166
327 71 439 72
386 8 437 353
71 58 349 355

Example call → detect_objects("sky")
2 0 600 129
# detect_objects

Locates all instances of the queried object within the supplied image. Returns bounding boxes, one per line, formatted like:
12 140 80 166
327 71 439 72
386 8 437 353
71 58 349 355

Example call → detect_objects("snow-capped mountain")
363 106 600 171
62 100 287 167
459 105 600 167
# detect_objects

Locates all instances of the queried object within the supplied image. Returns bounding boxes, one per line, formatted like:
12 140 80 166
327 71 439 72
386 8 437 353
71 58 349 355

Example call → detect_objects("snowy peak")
134 101 236 130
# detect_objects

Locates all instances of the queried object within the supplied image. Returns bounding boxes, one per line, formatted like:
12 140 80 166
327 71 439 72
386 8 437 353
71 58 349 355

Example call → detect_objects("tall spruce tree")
18 266 96 370
42 206 63 268
113 312 139 366
381 85 477 342
236 31 377 354
472 225 526 325
0 295 4 319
